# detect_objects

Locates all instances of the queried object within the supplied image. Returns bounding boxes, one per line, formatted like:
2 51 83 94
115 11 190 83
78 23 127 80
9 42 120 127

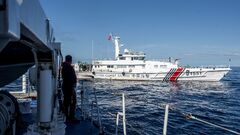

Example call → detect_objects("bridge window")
119 57 126 60
131 57 145 60
154 65 158 68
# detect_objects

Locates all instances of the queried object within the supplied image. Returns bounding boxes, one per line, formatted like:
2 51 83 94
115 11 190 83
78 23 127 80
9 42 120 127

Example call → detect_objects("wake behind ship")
92 35 230 81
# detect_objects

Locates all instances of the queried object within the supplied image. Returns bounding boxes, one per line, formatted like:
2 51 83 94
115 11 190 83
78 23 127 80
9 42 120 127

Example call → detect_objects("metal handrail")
77 82 104 134
115 93 127 135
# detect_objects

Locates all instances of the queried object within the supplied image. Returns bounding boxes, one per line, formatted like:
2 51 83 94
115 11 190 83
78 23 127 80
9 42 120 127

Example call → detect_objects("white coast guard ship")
92 35 231 81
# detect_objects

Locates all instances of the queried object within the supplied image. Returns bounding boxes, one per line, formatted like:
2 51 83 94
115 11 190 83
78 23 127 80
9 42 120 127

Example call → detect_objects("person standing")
61 55 77 122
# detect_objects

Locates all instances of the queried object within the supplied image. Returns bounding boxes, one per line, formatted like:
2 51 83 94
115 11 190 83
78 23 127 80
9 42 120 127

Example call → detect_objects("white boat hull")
93 67 230 81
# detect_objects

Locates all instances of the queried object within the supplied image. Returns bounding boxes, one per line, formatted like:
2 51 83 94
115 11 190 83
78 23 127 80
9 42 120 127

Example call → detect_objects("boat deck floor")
65 119 100 135
18 108 100 135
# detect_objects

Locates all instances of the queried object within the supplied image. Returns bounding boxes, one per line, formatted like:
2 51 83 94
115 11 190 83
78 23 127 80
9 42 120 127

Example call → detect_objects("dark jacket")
61 62 77 94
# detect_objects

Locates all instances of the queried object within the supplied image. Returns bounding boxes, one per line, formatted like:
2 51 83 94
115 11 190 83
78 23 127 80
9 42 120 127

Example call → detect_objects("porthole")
186 70 190 76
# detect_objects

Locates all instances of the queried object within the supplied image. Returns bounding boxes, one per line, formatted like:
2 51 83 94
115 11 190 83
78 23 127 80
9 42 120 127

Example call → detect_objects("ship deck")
18 108 101 135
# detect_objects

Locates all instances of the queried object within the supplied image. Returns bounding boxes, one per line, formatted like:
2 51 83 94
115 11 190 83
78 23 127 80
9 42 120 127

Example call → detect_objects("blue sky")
40 0 240 66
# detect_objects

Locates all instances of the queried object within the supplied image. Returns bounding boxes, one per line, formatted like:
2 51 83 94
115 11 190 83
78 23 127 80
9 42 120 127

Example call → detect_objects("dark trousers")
63 89 76 120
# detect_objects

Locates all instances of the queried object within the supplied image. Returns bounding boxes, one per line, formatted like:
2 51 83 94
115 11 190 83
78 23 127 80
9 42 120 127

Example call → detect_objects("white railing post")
163 104 169 135
122 93 127 135
22 74 27 93
80 81 86 120
115 93 127 135
115 113 120 135
93 88 103 134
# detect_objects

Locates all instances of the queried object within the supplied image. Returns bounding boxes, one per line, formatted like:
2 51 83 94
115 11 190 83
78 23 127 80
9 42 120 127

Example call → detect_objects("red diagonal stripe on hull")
169 67 184 81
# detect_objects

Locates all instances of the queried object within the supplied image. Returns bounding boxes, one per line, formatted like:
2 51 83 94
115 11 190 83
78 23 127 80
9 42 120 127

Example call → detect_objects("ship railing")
182 65 230 69
77 81 104 134
148 59 177 64
107 93 142 135
115 93 127 135
92 58 174 62
149 59 170 62
92 58 115 61
90 88 103 134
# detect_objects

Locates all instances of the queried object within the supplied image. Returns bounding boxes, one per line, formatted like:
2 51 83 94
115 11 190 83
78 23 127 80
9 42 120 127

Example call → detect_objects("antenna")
92 40 94 62
228 58 231 68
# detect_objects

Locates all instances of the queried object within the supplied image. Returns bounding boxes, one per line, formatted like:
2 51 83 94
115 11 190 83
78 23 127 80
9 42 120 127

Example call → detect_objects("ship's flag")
108 33 112 41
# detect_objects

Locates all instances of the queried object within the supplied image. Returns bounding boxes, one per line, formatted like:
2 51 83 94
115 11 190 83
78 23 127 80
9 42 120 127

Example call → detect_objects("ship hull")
93 67 230 81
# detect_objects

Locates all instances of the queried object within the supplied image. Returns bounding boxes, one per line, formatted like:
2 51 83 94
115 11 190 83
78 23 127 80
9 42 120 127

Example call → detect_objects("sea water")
77 67 240 135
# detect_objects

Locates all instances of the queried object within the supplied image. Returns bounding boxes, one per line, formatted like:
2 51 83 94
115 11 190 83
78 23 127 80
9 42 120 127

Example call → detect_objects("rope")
168 106 240 135
189 114 240 135
126 120 142 135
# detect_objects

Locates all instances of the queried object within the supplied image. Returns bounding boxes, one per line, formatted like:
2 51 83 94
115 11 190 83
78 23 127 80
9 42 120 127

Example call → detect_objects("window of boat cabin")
119 57 126 60
154 65 158 68
131 57 145 60
129 65 135 68
107 65 114 68
160 65 167 68
117 65 127 68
